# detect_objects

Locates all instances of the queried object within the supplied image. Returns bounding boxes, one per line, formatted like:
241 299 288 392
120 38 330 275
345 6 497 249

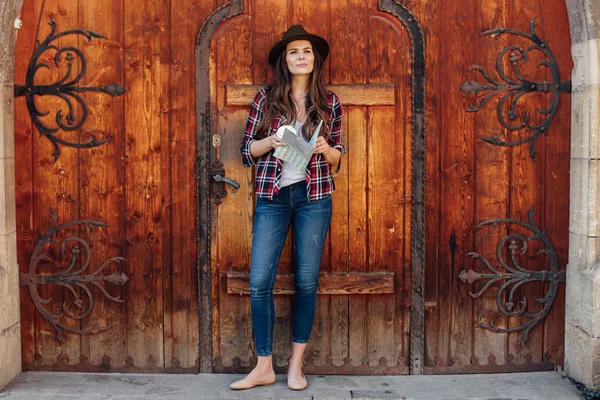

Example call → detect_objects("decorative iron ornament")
14 17 125 162
460 17 571 160
19 208 129 344
458 206 565 345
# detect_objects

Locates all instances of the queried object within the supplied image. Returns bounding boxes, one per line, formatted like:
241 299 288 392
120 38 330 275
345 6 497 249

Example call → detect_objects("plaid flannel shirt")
241 88 346 201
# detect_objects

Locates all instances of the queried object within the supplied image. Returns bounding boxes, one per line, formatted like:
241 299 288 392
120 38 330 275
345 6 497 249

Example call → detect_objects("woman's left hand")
314 136 331 156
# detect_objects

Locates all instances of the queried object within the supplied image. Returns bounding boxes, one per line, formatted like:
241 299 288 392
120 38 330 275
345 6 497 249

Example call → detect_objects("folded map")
273 120 323 172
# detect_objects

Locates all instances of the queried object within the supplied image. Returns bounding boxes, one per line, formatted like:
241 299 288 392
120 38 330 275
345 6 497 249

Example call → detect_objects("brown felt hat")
268 25 329 67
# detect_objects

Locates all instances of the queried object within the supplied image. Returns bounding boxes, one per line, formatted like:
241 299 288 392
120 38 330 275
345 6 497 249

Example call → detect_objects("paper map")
273 120 323 172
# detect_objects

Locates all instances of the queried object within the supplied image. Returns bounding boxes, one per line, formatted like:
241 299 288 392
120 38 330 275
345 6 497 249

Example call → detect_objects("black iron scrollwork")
14 17 125 162
19 208 129 344
460 18 571 160
458 206 566 345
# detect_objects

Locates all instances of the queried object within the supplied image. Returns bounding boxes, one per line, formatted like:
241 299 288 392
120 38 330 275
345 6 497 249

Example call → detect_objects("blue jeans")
250 181 332 357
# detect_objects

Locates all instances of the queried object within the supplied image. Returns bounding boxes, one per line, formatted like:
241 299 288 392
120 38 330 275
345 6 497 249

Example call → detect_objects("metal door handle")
212 174 240 190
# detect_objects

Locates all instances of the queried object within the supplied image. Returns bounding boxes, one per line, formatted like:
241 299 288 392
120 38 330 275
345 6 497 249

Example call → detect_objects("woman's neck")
291 75 309 97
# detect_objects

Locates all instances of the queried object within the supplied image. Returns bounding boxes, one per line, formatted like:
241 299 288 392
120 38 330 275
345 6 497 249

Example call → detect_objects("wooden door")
14 0 571 375
201 0 415 375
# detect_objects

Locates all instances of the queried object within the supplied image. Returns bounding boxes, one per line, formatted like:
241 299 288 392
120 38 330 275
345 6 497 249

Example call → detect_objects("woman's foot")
229 366 276 390
287 371 307 390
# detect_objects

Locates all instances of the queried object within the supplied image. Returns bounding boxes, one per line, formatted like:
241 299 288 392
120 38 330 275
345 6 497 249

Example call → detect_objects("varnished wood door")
202 0 414 375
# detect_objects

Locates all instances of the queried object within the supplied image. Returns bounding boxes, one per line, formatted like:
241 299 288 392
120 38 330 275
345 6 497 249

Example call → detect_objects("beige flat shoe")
287 372 307 391
229 370 276 390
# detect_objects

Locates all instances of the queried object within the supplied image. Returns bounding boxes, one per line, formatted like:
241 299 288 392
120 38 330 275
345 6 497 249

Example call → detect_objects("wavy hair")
256 43 330 141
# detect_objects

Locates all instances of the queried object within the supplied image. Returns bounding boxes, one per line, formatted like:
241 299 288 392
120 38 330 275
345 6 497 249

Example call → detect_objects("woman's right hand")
267 134 286 149
250 134 286 158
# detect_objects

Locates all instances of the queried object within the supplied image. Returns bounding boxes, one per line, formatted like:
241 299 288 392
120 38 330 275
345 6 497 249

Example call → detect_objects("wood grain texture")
13 0 571 374
225 84 396 106
32 0 81 367
471 0 509 367
123 0 167 367
14 0 39 369
77 0 126 367
225 272 395 295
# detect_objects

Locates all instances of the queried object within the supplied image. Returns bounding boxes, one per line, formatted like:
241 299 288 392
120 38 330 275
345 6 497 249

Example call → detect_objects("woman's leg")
289 195 332 376
249 194 292 365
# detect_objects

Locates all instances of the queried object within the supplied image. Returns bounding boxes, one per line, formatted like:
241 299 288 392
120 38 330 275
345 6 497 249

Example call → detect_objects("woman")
230 25 345 391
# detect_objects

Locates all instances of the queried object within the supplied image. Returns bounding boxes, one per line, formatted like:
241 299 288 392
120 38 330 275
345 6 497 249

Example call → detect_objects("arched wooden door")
197 0 418 375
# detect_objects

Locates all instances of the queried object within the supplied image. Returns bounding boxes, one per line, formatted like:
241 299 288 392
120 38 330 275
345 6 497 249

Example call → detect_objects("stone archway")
0 0 599 391
0 0 24 391
564 0 600 390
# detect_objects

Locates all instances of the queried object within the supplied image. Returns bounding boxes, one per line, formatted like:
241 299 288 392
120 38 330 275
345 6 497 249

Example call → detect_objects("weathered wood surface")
13 0 571 374
226 84 396 106
225 272 395 295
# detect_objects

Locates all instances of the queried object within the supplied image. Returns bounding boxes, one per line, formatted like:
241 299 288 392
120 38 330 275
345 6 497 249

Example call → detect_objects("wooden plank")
418 0 442 369
164 0 211 372
77 0 127 368
437 0 476 367
225 84 395 106
14 0 40 369
213 14 254 369
123 0 167 368
507 0 546 365
32 0 82 367
366 10 404 368
226 272 395 295
328 0 350 368
472 0 509 367
346 0 370 369
540 0 572 368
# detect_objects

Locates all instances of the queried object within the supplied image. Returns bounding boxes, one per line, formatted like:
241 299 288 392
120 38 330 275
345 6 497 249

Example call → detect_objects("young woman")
230 25 345 391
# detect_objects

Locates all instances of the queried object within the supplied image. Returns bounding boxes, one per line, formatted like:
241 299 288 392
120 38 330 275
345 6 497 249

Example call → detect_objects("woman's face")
285 40 314 76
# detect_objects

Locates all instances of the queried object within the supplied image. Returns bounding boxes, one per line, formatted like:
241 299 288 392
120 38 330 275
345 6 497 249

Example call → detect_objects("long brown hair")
256 43 330 141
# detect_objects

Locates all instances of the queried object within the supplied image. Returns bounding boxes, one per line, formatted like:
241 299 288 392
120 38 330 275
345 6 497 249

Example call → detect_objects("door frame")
194 0 426 374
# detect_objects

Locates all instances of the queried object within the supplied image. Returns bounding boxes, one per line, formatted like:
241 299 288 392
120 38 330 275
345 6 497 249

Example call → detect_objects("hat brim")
268 34 329 68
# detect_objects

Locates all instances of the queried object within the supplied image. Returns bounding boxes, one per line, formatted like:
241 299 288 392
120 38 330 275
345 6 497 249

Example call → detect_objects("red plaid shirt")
241 88 346 201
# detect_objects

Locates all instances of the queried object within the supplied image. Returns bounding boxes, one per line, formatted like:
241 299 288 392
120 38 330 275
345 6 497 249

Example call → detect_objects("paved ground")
0 371 584 400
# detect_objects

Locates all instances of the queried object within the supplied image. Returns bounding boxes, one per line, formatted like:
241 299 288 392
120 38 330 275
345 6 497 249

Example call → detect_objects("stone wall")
565 0 600 390
0 0 24 392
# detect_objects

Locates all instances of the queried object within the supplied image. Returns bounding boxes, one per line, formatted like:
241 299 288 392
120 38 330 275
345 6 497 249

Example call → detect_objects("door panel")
209 0 412 374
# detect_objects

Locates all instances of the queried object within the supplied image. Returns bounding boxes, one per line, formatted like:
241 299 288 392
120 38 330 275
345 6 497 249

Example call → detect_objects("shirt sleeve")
327 92 346 173
240 89 265 167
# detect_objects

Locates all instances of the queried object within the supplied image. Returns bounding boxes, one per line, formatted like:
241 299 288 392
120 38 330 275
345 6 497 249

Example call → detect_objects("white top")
279 121 307 188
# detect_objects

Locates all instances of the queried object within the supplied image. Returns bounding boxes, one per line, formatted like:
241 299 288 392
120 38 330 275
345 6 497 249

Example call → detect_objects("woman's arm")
250 135 286 158
315 136 341 167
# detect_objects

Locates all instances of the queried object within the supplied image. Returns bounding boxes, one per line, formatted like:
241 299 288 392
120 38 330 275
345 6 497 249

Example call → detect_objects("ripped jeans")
250 181 332 357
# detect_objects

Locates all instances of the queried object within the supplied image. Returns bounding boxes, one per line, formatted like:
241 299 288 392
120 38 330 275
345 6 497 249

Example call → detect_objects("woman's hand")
314 136 331 155
269 134 286 149
250 134 286 158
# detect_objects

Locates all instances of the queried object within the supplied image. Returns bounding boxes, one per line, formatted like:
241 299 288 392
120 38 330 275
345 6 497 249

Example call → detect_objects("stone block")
565 321 600 389
569 158 590 236
570 231 590 268
0 83 15 161
0 0 24 84
571 86 591 159
590 85 600 159
0 158 17 238
572 39 600 90
0 231 19 333
589 237 600 265
565 263 600 338
567 0 588 44
589 160 600 236
584 0 600 40
0 322 21 391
